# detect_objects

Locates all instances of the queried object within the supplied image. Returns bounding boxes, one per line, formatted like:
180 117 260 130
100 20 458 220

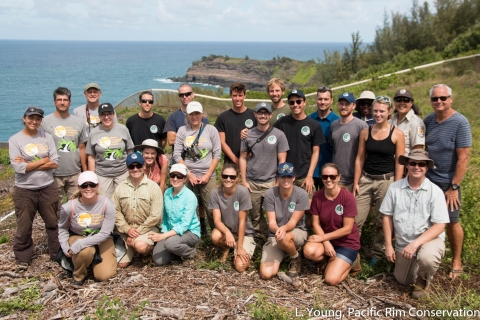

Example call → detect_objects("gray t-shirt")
262 186 310 237
173 124 221 178
73 104 118 131
240 127 289 183
9 130 59 189
330 118 368 185
86 124 134 177
58 195 116 254
39 114 88 177
209 185 255 236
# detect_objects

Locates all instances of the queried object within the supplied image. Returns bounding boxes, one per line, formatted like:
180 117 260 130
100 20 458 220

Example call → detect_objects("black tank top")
363 125 395 175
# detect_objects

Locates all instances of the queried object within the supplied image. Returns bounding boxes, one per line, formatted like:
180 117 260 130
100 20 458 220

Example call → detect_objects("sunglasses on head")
80 182 98 189
321 174 338 181
178 92 193 98
127 163 143 170
408 161 427 168
278 166 294 174
169 173 185 180
394 97 412 103
317 86 331 92
431 96 450 102
288 100 303 106
221 174 237 180
141 99 154 104
25 107 44 116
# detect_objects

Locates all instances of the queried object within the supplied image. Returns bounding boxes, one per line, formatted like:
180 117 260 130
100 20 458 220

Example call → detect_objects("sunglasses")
317 86 331 92
221 174 237 180
127 163 143 170
141 99 154 104
80 182 98 189
178 92 193 98
288 100 303 106
321 174 338 181
278 166 294 174
408 161 427 168
100 111 114 117
431 96 450 102
394 97 412 103
169 173 185 180
357 100 373 106
25 107 44 116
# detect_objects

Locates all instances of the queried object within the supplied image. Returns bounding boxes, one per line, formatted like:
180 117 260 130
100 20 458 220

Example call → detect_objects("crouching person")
260 162 309 280
150 164 200 265
113 153 163 268
58 171 117 285
210 163 256 272
381 150 449 299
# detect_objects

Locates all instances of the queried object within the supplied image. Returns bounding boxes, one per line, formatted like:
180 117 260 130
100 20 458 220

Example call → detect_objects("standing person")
134 139 168 193
268 78 291 124
73 83 117 132
210 163 256 272
260 163 310 280
330 93 367 192
353 91 376 125
424 84 471 280
149 164 200 265
381 150 449 299
215 82 257 165
113 153 163 268
303 163 361 285
126 91 167 148
239 102 288 240
308 86 340 190
86 103 134 198
274 89 325 196
390 89 425 155
173 101 221 234
40 87 88 208
9 107 60 271
353 96 405 265
58 171 118 286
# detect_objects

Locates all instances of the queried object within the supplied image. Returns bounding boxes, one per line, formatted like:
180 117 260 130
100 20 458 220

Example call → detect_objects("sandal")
448 268 464 280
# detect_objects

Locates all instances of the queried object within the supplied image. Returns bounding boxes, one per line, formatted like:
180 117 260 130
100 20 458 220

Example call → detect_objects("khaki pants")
68 235 117 282
119 226 159 264
187 178 217 229
247 180 275 238
98 171 129 198
54 174 80 216
260 228 308 263
393 237 445 286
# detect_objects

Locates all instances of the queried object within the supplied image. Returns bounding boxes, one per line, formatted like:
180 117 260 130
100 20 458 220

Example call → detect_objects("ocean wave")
153 78 175 83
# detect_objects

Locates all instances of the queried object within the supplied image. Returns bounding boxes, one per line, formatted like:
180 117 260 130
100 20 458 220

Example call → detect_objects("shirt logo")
234 201 239 211
288 202 296 213
335 204 344 215
245 119 253 128
131 153 138 159
277 113 285 120
150 125 158 133
343 133 351 142
417 126 425 138
267 135 277 144
301 126 310 136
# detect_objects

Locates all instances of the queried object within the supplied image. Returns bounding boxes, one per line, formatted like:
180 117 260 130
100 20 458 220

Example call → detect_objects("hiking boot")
288 254 302 278
350 253 362 277
71 278 85 287
412 277 429 299
16 262 29 272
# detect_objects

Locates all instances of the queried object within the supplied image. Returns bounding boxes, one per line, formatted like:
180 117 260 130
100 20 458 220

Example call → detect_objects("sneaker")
412 278 429 299
16 262 29 272
350 253 362 277
287 254 302 278
369 257 379 267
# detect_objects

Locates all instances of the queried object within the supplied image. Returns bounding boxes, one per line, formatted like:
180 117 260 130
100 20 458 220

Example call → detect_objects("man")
39 87 88 209
126 91 167 147
381 150 449 299
424 84 471 280
308 86 340 190
273 89 324 195
239 102 289 240
268 78 291 125
163 84 209 148
353 90 376 125
215 82 257 164
73 82 117 132
330 93 368 191
113 153 163 268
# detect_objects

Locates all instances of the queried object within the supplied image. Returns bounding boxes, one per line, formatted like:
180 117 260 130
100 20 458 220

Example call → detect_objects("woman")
134 139 168 192
354 90 376 125
9 106 60 271
86 103 134 198
390 89 425 155
173 101 221 234
353 96 405 265
149 163 200 266
209 163 256 272
58 171 117 285
304 163 361 285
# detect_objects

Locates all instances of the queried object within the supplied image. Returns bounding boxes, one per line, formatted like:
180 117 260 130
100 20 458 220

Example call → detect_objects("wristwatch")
451 183 460 190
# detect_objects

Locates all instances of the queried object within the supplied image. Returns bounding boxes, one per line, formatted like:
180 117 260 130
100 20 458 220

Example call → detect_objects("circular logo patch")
277 113 285 120
343 92 349 97
54 126 67 137
288 202 296 213
301 126 310 136
292 89 298 94
417 126 425 138
234 201 239 211
245 119 253 128
150 125 158 133
131 153 138 159
400 89 406 94
335 204 343 215
261 102 266 107
343 133 351 142
267 135 277 145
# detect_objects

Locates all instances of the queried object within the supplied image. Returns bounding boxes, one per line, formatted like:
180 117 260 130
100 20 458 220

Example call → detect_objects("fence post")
476 54 480 73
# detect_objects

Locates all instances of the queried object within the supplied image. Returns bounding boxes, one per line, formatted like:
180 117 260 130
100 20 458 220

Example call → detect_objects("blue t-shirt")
163 109 209 134
308 110 340 178
424 112 472 183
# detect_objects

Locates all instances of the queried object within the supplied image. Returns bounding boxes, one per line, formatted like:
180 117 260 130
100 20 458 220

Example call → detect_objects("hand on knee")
118 262 130 269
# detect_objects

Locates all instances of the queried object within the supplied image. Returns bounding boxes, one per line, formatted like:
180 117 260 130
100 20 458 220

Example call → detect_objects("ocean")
0 40 348 142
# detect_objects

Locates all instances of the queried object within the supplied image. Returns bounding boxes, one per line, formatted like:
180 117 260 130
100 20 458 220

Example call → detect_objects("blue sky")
0 0 434 42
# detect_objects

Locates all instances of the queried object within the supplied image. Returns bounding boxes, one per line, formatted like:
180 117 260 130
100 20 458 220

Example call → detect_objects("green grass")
0 234 9 244
85 295 148 320
0 149 9 165
423 282 480 319
290 63 317 86
0 281 43 316
248 291 296 320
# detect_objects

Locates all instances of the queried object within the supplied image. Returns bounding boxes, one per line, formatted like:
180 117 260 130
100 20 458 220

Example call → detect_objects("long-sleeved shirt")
162 186 200 238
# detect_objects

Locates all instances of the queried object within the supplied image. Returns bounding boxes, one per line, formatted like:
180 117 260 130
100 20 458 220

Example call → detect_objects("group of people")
8 79 471 299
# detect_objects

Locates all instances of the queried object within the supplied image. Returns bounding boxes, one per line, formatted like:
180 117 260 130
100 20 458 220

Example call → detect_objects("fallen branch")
330 297 349 309
0 271 22 278
341 282 366 304
211 309 227 320
144 306 186 319
374 296 413 309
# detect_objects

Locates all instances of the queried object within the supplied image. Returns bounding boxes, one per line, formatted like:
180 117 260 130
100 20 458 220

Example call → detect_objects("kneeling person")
260 162 309 279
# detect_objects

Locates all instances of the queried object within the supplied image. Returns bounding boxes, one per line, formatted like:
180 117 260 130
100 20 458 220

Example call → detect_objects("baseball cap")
170 163 188 175
24 106 44 118
78 171 98 185
255 102 272 113
99 103 115 114
338 92 355 103
394 89 414 100
277 162 295 177
186 101 203 114
126 153 144 166
356 91 375 101
398 149 434 169
84 83 101 92
287 89 306 100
